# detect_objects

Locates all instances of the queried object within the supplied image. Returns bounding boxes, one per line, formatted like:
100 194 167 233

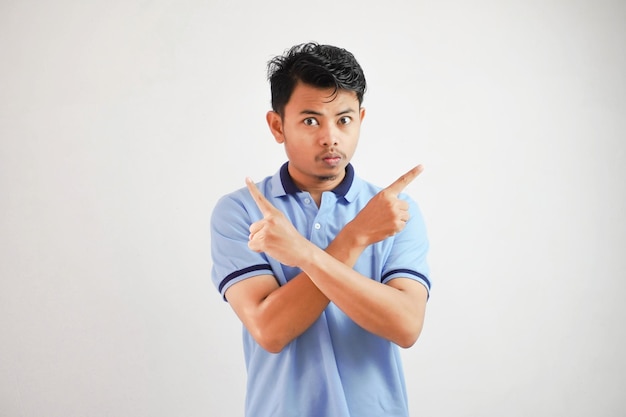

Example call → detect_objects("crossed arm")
224 166 428 353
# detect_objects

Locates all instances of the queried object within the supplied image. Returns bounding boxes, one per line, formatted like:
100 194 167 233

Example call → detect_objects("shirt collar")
278 161 355 198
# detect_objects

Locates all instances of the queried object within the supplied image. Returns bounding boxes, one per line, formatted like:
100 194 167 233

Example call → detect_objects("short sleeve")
210 191 274 300
380 196 431 295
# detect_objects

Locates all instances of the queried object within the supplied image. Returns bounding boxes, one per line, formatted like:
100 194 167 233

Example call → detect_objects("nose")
318 123 339 147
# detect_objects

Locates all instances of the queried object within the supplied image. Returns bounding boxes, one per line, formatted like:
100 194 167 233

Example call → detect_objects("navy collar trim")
279 162 354 198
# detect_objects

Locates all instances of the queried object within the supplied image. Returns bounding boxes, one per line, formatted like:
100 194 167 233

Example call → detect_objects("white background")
1 1 625 416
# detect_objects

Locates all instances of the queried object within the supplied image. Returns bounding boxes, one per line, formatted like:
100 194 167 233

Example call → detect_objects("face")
266 82 366 193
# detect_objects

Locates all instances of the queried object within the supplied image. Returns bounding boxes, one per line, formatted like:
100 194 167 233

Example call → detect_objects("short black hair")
267 42 367 116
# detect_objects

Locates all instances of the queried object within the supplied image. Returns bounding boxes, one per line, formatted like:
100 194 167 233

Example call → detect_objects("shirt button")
314 223 321 230
304 198 311 204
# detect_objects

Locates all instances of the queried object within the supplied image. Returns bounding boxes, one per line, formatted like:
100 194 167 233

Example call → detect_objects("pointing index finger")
246 177 275 217
385 165 424 195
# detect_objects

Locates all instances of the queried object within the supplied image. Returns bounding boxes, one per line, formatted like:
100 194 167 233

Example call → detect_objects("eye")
303 117 319 126
338 116 352 125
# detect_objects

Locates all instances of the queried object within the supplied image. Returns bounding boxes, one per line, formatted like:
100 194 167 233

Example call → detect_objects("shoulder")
211 187 251 225
210 189 258 243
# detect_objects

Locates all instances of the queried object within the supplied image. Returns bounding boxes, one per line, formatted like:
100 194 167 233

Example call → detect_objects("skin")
224 82 428 353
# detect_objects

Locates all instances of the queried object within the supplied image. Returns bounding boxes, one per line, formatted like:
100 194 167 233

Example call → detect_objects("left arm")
299 242 428 348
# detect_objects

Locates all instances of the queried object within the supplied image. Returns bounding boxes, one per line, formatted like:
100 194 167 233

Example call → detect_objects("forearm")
299 243 427 348
244 228 368 352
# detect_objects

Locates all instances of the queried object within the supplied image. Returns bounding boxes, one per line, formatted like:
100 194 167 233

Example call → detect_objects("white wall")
1 1 624 416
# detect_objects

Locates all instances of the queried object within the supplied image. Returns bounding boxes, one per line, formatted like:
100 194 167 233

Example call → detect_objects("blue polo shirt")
211 163 430 417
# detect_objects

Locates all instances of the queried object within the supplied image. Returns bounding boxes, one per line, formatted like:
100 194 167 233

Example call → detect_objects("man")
211 42 430 417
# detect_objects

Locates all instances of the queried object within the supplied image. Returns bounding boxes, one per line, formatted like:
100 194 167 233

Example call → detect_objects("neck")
294 176 343 207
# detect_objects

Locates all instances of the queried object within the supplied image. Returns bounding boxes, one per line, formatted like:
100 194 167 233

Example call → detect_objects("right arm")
224 223 366 353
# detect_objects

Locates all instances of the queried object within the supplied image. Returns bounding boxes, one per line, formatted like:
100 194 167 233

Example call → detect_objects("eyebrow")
300 108 356 117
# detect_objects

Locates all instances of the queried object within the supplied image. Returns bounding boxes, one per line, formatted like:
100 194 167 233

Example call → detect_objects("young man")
211 42 430 417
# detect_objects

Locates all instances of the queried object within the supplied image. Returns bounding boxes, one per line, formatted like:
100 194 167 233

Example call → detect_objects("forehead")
284 82 359 115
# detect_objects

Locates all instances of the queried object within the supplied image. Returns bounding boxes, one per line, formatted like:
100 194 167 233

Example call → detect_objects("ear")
266 111 285 144
359 107 366 122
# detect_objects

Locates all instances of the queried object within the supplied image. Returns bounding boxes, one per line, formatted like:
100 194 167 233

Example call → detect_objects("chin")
315 165 345 182
316 175 339 182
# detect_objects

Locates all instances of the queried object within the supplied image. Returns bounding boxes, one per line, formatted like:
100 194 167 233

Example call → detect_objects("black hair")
267 42 367 116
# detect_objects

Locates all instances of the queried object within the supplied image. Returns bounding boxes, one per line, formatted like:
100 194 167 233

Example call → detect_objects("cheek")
282 140 303 160
283 127 315 149
346 128 360 145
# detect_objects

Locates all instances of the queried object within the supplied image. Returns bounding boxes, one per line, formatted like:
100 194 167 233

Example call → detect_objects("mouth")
319 152 343 167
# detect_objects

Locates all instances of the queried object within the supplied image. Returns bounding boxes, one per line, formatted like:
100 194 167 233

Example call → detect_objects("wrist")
340 220 370 249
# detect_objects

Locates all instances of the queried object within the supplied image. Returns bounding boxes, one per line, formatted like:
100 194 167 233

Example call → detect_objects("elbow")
251 327 288 354
259 339 287 354
241 308 292 353
396 334 418 349
394 323 423 349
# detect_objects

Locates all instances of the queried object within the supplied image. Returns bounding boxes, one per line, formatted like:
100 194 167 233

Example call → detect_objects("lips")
320 153 343 166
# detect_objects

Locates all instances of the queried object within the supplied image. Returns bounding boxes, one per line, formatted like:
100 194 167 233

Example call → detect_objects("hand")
246 178 310 267
347 165 423 246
